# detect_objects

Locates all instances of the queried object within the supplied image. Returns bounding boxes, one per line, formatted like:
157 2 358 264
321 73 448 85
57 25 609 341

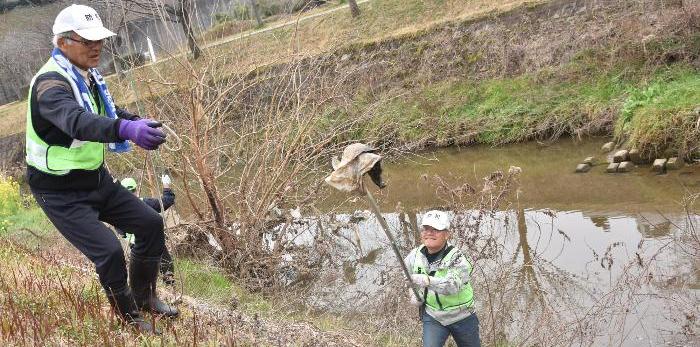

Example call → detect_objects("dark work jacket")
26 71 140 191
116 188 175 237
142 188 176 212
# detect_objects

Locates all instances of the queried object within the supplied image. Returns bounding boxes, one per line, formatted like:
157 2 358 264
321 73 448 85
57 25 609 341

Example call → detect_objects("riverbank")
1 138 698 345
310 0 700 158
0 175 367 346
1 0 698 170
134 0 698 159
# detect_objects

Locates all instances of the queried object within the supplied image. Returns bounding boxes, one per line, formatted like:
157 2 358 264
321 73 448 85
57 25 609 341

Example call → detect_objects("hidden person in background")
24 4 177 334
404 210 481 347
119 175 177 286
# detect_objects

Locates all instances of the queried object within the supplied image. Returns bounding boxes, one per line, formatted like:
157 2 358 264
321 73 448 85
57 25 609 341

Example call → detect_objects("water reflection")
590 215 611 231
295 210 695 296
515 207 544 306
275 207 697 346
257 139 698 344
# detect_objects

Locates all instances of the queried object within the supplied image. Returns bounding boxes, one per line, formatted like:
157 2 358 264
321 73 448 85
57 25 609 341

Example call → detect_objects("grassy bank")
0 0 537 138
619 68 700 156
0 175 45 238
0 233 258 346
0 101 24 138
347 52 699 156
0 0 697 160
0 211 378 345
0 175 373 345
118 0 534 93
118 0 700 159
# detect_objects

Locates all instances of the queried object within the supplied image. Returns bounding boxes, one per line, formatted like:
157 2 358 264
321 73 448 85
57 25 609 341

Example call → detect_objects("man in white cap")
404 210 481 347
25 4 177 334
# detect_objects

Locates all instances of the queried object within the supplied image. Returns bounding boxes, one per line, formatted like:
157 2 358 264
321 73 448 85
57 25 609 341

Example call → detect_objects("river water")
324 139 699 213
274 139 699 346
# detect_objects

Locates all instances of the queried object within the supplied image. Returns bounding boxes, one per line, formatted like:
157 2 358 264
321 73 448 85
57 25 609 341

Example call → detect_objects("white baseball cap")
53 4 116 41
421 210 450 231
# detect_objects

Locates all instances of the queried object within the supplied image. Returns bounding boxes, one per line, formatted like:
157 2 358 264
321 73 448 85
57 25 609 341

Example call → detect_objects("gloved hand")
408 288 423 307
118 119 166 150
161 174 171 187
411 274 431 288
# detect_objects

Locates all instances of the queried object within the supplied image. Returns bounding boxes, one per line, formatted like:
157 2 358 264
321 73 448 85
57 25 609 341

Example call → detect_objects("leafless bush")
96 1 699 344
111 36 397 290
265 167 527 345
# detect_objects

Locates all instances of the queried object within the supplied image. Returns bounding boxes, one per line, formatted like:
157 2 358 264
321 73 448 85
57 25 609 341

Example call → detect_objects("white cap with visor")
53 4 116 41
421 210 450 231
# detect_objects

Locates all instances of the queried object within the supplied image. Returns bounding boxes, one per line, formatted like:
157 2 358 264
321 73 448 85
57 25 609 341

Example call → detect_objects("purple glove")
118 119 166 150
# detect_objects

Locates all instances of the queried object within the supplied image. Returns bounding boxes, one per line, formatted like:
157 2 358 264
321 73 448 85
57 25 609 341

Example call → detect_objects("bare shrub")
111 39 396 290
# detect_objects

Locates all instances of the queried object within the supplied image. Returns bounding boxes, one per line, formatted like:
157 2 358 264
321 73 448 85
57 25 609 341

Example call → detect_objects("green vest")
413 245 474 311
25 59 105 175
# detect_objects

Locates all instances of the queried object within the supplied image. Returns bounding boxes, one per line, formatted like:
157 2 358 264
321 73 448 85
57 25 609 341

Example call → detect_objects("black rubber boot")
129 254 180 318
106 287 160 334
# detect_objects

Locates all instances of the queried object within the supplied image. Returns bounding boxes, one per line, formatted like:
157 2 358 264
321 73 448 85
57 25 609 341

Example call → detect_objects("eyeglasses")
66 36 104 48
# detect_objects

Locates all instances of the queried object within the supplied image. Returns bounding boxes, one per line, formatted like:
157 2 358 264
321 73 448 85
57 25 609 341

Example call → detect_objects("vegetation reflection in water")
267 139 698 346
272 207 697 346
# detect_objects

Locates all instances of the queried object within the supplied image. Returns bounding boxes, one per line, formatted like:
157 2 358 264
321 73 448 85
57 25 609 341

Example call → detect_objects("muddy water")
325 139 700 213
286 139 699 346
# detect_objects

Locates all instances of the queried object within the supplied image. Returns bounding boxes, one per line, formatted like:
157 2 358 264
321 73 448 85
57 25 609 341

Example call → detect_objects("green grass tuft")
176 258 234 304
176 258 271 312
621 68 700 155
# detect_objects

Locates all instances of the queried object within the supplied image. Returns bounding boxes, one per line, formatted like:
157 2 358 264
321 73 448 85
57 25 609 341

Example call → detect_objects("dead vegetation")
102 2 699 342
0 0 698 345
1 162 697 345
0 233 365 346
107 0 700 156
110 44 396 291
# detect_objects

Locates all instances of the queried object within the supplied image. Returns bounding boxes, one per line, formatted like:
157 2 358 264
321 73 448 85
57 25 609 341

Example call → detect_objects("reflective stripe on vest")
25 59 104 175
412 245 474 311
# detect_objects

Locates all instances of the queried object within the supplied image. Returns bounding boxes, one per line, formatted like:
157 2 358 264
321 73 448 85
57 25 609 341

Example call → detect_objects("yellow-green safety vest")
25 59 105 176
413 245 474 311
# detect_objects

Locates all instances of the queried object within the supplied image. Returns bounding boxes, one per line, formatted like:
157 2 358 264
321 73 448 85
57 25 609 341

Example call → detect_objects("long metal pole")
363 184 422 301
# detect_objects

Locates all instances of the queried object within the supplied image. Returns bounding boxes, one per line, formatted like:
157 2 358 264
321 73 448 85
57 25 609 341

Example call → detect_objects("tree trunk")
250 0 263 27
177 0 202 59
347 0 360 18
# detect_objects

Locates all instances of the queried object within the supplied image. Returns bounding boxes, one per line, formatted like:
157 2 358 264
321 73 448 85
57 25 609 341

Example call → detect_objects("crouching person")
405 210 481 347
